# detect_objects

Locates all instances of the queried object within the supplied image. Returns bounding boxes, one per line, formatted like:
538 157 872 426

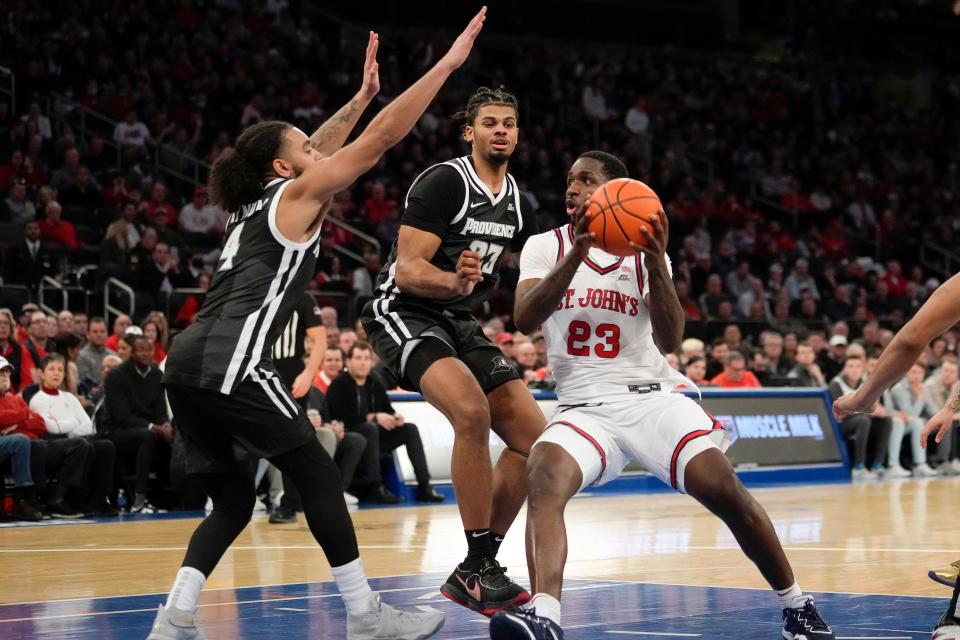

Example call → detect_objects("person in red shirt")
312 347 344 394
19 311 49 392
38 200 82 251
0 355 88 517
104 314 133 352
144 181 178 229
710 350 763 388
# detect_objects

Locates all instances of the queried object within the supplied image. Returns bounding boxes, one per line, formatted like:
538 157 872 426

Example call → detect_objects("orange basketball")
586 178 663 257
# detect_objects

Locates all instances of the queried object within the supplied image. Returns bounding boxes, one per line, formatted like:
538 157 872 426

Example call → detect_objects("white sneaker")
914 463 940 478
883 465 912 478
343 492 359 505
950 459 960 474
146 605 206 639
852 467 878 482
346 593 444 640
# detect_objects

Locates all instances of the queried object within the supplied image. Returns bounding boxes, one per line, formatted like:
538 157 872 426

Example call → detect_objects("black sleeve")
151 373 169 424
400 164 466 238
300 293 322 329
326 376 365 428
828 381 842 401
307 388 333 423
104 369 151 432
510 192 540 252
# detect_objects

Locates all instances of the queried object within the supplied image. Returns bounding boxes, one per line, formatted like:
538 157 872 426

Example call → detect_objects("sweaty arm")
845 272 960 411
642 254 684 354
514 231 583 335
278 9 486 242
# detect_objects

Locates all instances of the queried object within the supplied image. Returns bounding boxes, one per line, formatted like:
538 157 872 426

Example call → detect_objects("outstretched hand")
921 404 956 448
439 6 487 71
359 31 380 101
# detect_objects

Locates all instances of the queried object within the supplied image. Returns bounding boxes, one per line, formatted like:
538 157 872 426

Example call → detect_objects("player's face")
277 127 322 178
464 105 518 165
565 157 607 216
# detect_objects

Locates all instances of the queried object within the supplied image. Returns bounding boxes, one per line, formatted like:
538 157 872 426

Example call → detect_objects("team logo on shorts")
490 355 513 375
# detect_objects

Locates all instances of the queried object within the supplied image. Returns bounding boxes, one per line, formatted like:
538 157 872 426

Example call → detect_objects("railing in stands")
104 278 135 327
919 242 960 280
38 276 68 315
324 217 380 263
0 65 14 114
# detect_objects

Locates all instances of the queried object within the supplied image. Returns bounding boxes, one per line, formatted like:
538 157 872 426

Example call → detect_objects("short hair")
88 316 107 328
685 355 706 367
454 86 519 131
725 350 746 365
942 353 958 366
326 346 344 359
711 337 727 348
577 150 628 180
40 353 66 370
347 341 373 360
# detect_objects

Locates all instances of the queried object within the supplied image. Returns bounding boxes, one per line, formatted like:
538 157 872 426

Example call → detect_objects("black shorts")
360 300 520 394
165 371 314 475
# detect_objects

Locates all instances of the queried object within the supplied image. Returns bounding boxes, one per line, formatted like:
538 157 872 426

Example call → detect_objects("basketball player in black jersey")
360 87 547 615
149 11 487 640
834 271 960 639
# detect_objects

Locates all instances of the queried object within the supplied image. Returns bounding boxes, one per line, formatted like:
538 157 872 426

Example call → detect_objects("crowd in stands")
1 1 960 518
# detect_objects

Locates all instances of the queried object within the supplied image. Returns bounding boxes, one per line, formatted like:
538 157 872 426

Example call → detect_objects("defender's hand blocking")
439 6 487 71
454 249 483 296
359 31 380 101
921 404 956 448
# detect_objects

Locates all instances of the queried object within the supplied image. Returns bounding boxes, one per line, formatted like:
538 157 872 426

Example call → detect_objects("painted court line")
605 632 702 637
0 580 617 624
0 544 426 553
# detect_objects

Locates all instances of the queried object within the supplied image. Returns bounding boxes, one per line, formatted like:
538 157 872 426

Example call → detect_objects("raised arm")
631 212 683 354
278 7 487 240
514 209 593 334
308 31 381 157
834 271 960 419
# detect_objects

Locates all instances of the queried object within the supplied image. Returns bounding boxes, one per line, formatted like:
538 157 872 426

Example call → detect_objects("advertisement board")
389 389 846 486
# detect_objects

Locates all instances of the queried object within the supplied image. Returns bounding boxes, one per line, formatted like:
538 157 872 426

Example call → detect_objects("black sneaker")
490 607 564 639
269 507 297 524
87 498 120 517
366 484 403 504
11 498 42 522
415 485 445 503
783 599 834 639
440 556 530 617
46 501 84 519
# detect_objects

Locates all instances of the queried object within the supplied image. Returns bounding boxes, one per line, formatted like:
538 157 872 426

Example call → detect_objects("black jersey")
163 178 322 394
272 292 322 384
372 156 538 315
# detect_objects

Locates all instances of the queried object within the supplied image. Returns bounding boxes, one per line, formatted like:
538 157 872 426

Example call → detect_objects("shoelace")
479 559 517 588
795 602 831 631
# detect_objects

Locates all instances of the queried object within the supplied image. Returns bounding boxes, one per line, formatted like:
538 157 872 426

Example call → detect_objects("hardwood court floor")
2 477 956 606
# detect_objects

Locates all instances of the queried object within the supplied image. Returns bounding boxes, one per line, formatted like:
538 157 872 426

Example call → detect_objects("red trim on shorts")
669 416 725 490
554 227 565 261
551 420 607 484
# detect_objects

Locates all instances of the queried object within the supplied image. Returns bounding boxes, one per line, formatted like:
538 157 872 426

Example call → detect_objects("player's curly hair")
453 86 519 132
208 121 291 213
578 150 628 181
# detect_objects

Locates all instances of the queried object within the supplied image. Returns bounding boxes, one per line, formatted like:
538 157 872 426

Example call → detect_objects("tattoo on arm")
310 99 361 152
952 385 960 413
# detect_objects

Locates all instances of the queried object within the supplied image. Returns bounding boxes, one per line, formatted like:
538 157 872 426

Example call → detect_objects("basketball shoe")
440 556 530 616
932 611 960 640
489 607 564 640
146 604 206 639
346 592 445 640
782 599 834 639
930 560 960 589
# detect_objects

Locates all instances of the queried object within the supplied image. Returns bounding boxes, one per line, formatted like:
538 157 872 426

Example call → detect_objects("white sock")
166 567 206 611
776 582 810 610
530 593 561 626
332 558 375 615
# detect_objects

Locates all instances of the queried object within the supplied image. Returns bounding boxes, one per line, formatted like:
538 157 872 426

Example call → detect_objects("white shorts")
533 392 731 494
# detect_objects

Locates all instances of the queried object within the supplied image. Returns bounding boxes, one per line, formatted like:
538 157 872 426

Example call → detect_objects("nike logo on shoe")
455 573 483 602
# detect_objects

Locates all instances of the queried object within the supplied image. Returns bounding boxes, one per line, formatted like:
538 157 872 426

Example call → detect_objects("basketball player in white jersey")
489 151 834 640
834 271 960 639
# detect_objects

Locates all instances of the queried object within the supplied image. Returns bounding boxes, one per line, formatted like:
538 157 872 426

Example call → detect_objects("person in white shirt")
179 186 225 242
30 353 118 515
491 151 834 640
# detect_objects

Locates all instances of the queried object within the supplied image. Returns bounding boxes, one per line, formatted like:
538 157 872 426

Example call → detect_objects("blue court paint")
0 574 946 639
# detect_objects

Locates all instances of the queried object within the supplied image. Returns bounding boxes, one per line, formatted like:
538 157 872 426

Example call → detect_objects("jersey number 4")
468 240 504 275
218 222 245 272
567 320 620 358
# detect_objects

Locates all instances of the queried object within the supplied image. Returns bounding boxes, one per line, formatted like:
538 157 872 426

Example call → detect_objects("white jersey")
518 224 692 404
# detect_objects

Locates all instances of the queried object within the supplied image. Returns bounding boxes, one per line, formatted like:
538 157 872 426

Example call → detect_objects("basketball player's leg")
485 379 548 546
